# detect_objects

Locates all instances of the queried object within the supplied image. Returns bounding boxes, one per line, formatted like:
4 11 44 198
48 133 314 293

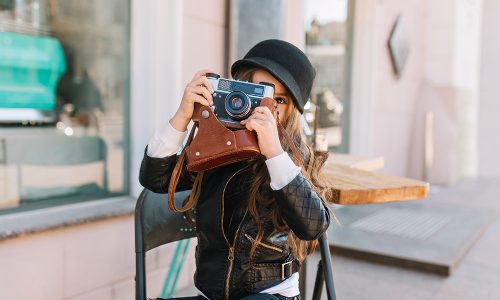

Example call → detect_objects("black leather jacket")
139 147 330 299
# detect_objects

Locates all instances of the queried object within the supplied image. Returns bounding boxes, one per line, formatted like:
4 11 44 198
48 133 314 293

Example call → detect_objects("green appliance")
0 32 66 123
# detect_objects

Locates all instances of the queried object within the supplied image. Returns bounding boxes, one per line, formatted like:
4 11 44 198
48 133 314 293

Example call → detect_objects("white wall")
182 0 228 81
350 0 484 184
350 0 426 177
478 0 500 177
419 0 482 182
0 215 196 300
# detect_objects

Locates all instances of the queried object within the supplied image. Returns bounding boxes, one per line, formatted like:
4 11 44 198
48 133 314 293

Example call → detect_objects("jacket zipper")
244 233 284 253
221 168 249 300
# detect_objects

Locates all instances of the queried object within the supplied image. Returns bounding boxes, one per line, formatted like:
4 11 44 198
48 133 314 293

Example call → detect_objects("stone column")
425 0 483 180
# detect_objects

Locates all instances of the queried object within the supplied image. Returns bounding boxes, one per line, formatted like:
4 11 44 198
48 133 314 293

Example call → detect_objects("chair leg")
299 258 307 297
136 252 146 300
318 233 336 300
312 260 324 300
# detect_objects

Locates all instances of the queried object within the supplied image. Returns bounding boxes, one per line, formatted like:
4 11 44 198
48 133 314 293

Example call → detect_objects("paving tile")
309 252 445 300
451 260 500 285
308 178 500 299
455 220 500 272
432 278 500 300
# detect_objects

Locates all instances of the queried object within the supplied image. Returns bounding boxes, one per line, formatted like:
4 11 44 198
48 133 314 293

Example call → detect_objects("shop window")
0 0 129 213
304 0 353 152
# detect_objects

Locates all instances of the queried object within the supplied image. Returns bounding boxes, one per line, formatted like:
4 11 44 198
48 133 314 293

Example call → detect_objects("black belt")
250 259 301 281
272 294 300 300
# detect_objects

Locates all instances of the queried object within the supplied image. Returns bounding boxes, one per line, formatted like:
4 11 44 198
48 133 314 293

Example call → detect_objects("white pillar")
130 0 184 197
425 0 483 180
478 0 500 177
349 0 378 155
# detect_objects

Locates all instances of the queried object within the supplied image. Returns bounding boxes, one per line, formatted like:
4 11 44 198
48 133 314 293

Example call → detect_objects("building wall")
478 0 500 177
350 0 426 177
0 216 196 300
351 0 484 183
182 0 228 82
371 0 426 177
414 0 482 183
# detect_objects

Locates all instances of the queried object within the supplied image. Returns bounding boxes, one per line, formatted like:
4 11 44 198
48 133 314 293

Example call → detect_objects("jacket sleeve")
138 146 194 193
273 173 330 240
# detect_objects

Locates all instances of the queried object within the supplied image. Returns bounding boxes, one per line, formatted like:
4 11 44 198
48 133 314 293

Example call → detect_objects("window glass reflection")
305 0 350 151
0 0 129 213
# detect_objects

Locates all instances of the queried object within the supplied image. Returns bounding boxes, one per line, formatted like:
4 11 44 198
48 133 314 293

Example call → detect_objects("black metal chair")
135 188 337 300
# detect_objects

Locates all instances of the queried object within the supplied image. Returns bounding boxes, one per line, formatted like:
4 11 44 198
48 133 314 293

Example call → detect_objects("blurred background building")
0 0 498 299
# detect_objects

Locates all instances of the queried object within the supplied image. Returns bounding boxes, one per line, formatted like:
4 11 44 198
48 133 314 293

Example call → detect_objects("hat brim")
231 57 304 113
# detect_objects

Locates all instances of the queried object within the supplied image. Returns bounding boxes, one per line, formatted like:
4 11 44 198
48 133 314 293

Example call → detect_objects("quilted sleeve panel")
273 173 330 240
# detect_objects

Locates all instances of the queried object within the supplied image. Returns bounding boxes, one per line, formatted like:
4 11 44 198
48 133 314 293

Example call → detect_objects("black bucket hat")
231 39 316 114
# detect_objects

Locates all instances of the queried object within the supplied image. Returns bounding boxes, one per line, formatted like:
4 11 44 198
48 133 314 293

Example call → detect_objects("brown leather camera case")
185 103 262 172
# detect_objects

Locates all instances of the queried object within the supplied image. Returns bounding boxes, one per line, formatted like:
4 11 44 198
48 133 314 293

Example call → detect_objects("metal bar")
312 260 324 300
135 252 146 300
299 258 307 297
319 233 337 300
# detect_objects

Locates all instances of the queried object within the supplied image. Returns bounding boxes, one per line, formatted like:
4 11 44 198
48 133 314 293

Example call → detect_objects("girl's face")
251 69 292 123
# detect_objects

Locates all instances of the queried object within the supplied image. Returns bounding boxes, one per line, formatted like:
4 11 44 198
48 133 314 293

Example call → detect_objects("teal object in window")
0 32 66 110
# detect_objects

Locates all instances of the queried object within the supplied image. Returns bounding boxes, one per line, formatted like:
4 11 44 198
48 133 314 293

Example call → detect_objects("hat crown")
244 40 315 76
231 39 316 113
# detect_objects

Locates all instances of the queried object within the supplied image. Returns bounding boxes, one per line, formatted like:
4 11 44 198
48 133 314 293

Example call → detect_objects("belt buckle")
281 260 293 280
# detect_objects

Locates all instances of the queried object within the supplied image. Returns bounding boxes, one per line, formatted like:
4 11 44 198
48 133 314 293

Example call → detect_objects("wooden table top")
325 153 385 172
324 153 429 205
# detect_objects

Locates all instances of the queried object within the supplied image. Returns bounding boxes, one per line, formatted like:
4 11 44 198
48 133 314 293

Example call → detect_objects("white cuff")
146 121 188 158
265 152 301 190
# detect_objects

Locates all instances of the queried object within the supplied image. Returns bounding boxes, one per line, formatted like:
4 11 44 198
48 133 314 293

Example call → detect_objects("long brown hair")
233 67 334 262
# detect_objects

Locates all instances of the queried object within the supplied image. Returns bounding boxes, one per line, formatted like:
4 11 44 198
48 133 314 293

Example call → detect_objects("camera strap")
167 123 204 213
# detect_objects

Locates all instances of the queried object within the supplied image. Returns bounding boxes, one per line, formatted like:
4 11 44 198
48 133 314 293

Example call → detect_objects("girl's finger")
188 76 207 88
241 111 271 124
191 94 211 107
201 76 215 94
191 69 213 81
191 86 213 105
244 119 266 133
253 106 274 118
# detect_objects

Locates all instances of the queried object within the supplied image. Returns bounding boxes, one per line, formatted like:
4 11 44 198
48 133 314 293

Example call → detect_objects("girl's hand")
170 69 214 132
240 106 284 159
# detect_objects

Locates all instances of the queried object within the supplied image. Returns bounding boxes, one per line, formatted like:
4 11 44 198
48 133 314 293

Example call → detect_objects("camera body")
207 73 275 129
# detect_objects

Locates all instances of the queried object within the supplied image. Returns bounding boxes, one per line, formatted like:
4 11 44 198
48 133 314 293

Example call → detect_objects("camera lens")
230 97 243 109
225 91 251 120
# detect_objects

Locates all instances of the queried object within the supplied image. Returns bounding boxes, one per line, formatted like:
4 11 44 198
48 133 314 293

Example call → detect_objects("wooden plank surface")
326 153 385 171
322 163 429 205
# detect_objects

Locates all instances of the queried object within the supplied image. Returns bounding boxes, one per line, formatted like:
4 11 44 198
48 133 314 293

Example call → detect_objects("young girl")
139 39 331 300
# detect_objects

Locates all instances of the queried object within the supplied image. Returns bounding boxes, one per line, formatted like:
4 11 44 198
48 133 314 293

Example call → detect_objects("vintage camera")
206 73 275 129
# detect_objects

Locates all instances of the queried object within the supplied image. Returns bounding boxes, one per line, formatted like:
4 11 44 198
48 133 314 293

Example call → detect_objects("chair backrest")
135 188 195 300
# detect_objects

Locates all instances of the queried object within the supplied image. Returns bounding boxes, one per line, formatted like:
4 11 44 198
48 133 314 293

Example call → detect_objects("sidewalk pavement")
306 177 500 300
